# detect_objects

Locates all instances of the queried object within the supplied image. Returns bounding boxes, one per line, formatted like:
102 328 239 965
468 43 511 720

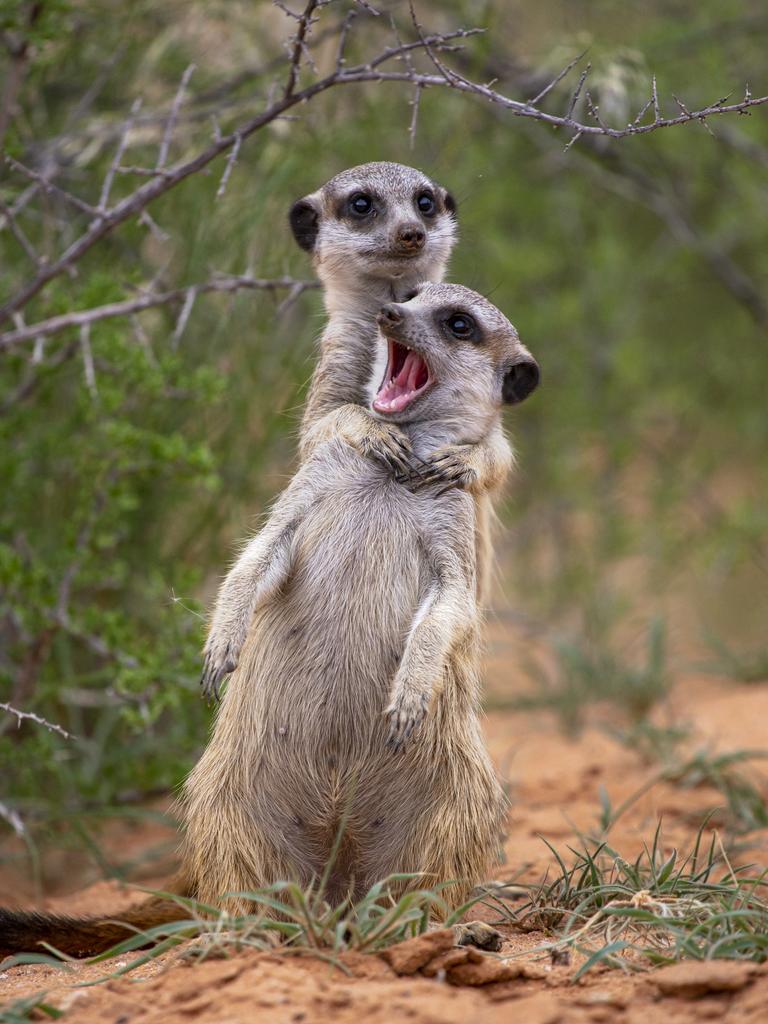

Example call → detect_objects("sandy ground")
1 658 767 1023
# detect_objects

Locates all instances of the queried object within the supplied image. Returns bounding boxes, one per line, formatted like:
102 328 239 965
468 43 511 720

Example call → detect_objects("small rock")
455 921 504 951
379 929 455 975
447 957 527 986
574 991 628 1009
652 961 758 998
491 991 563 1022
420 947 470 977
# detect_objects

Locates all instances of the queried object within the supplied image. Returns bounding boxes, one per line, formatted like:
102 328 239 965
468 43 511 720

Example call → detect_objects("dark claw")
432 480 464 498
200 656 236 703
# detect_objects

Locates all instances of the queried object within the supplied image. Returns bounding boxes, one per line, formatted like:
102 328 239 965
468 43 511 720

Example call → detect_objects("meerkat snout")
378 303 404 326
371 283 540 424
394 222 426 255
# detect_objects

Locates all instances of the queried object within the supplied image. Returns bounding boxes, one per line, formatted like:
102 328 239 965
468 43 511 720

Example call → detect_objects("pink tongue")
374 351 426 412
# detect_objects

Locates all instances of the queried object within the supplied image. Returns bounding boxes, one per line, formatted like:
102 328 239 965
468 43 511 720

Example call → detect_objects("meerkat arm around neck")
300 403 416 479
401 422 513 498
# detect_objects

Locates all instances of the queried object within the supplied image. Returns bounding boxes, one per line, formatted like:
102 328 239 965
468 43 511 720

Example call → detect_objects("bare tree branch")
0 275 319 350
157 63 195 169
0 2 43 148
0 701 74 739
0 7 765 333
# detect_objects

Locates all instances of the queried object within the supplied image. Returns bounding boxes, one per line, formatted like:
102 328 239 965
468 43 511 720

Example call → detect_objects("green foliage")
666 750 768 835
702 632 768 684
1 0 767 854
514 612 669 734
0 992 62 1024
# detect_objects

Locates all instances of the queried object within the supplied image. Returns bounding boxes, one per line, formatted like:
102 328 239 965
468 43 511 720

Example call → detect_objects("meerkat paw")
358 422 419 478
454 921 504 952
384 692 428 753
399 444 479 497
200 632 242 702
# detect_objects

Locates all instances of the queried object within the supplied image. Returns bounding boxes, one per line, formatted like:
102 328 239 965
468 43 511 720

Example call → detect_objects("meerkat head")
288 162 457 306
369 283 539 435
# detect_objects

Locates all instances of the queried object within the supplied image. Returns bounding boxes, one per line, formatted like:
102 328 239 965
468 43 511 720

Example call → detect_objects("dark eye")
349 193 374 217
446 312 475 339
416 191 436 216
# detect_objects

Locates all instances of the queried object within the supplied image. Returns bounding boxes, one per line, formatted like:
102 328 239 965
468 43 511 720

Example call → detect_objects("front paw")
201 635 241 703
385 692 428 753
360 422 415 478
398 444 478 497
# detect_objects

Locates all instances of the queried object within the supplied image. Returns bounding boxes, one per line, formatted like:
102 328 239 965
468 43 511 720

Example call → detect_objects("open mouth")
373 337 432 414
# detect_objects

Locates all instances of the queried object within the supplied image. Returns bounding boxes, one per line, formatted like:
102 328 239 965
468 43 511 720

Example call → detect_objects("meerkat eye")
349 192 374 217
446 312 476 339
416 191 436 216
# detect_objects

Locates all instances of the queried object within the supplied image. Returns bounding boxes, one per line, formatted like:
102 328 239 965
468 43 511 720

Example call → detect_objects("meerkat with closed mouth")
289 161 513 610
188 282 539 922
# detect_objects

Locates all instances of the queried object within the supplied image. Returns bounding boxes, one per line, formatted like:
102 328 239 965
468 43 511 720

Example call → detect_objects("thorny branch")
0 275 319 349
0 700 74 739
1 2 765 332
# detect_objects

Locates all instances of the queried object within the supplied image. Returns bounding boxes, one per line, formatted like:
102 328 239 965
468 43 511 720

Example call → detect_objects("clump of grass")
702 631 768 684
516 616 668 735
0 993 63 1023
1 875 475 985
609 719 691 766
496 823 768 977
666 749 768 835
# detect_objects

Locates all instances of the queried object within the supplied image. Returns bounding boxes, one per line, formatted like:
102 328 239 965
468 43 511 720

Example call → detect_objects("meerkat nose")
396 223 425 251
379 303 404 325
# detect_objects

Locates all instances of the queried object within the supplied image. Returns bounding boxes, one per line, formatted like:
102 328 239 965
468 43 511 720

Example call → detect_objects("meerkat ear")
289 197 320 252
442 190 457 217
502 357 540 405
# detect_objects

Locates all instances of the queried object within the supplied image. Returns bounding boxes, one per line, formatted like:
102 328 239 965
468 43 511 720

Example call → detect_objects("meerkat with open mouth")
190 282 539 920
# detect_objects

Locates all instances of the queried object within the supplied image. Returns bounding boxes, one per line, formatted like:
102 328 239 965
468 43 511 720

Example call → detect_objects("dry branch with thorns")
1 0 766 350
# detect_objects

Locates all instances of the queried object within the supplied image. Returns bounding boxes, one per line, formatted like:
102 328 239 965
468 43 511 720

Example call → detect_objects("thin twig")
80 323 97 396
0 197 41 267
172 286 198 347
216 133 242 198
157 64 196 169
0 275 318 349
283 0 321 99
0 701 74 740
527 50 588 107
99 97 142 213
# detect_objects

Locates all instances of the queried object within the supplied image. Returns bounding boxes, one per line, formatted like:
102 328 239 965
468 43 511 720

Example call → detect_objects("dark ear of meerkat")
291 162 516 606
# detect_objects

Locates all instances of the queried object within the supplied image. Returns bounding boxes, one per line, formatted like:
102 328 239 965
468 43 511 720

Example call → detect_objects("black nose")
379 303 403 325
376 303 405 327
396 223 425 251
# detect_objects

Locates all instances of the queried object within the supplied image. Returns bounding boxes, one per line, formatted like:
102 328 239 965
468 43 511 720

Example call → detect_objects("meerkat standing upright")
289 162 513 606
191 283 539 911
